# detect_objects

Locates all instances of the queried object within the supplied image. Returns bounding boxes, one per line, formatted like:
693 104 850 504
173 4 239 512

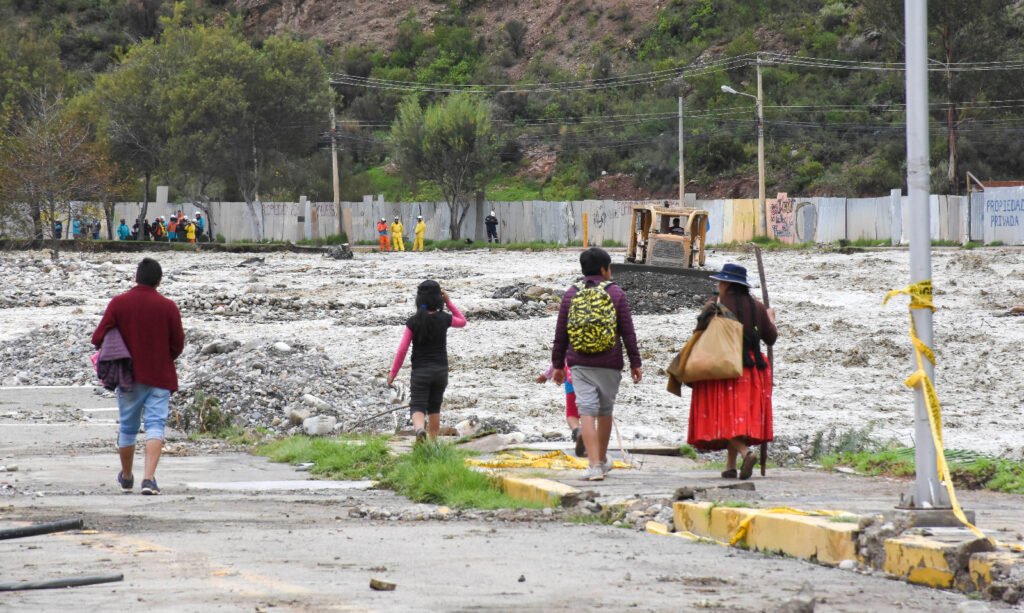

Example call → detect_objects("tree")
863 0 1022 193
391 94 497 240
0 92 116 255
91 16 332 241
90 35 171 234
505 20 527 59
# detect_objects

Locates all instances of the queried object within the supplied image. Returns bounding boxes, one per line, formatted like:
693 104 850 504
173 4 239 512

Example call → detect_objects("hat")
394 216 399 220
709 263 751 287
417 216 422 219
490 210 496 215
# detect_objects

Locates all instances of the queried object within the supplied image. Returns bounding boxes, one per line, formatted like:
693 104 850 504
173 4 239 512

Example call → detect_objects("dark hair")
726 283 768 370
136 258 162 287
409 279 446 344
580 247 611 276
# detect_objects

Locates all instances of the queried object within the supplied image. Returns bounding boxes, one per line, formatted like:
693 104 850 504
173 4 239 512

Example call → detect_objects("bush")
505 20 527 58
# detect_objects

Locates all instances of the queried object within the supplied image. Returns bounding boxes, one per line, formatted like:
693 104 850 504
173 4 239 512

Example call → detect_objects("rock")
200 340 240 355
1010 305 1024 315
787 445 802 454
542 431 563 441
525 286 547 300
288 408 311 425
956 602 991 613
455 416 480 438
303 415 337 436
0 464 16 472
836 466 857 474
775 581 815 613
517 574 526 583
838 559 856 571
303 394 332 411
271 341 292 355
369 578 396 591
503 432 527 445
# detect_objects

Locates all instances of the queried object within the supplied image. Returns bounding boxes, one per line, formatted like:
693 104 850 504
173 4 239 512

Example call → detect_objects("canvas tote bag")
680 303 743 383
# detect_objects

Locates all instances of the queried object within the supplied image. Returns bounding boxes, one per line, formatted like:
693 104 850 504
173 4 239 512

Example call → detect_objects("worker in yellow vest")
391 216 405 252
413 216 426 252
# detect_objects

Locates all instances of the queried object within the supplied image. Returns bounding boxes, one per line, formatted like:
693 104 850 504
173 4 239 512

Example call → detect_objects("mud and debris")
0 248 1021 455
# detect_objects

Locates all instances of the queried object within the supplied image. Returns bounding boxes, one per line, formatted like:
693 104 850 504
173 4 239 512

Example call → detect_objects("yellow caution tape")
466 450 631 471
729 507 852 546
884 280 988 542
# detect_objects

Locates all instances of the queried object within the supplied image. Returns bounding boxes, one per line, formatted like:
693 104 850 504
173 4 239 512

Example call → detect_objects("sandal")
739 451 757 480
720 469 738 479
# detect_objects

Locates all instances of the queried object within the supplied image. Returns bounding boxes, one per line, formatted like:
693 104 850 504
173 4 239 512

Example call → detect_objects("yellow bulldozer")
623 202 709 271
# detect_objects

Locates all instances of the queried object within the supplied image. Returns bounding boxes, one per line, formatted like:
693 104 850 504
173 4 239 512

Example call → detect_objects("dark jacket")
96 328 134 392
92 285 185 392
551 275 642 371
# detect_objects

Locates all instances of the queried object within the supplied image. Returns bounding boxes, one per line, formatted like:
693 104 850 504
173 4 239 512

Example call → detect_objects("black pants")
409 364 448 414
486 227 498 242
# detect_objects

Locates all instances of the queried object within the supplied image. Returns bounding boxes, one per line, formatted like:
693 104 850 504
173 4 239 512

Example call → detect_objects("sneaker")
582 466 605 481
572 428 586 458
140 479 160 496
414 429 427 445
600 459 613 476
117 471 133 493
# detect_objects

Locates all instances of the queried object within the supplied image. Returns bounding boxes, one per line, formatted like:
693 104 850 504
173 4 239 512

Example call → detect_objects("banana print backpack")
567 280 617 354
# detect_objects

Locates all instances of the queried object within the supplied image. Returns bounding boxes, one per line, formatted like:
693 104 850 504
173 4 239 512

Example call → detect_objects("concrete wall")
108 191 1009 246
982 187 1024 245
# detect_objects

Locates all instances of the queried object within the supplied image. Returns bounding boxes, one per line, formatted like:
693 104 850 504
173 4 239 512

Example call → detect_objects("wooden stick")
751 245 772 477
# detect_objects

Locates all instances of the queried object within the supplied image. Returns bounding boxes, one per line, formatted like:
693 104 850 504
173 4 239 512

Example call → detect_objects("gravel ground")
0 247 1021 455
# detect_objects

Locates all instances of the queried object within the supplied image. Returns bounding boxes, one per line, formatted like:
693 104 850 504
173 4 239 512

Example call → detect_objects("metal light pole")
904 0 948 509
678 96 685 207
721 63 767 237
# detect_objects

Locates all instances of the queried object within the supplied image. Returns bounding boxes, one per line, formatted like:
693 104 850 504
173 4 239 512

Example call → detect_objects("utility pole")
678 95 685 206
904 0 948 510
756 56 766 237
330 107 342 238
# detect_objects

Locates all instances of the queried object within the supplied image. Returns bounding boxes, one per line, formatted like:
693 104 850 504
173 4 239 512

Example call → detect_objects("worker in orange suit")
376 218 391 252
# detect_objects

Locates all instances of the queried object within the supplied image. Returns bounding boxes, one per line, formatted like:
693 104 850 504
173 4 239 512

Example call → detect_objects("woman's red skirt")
687 352 773 451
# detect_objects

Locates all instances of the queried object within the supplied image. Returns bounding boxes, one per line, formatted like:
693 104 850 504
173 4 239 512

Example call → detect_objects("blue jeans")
117 384 171 448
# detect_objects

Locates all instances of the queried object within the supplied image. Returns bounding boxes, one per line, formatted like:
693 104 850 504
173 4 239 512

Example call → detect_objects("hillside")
3 0 1023 203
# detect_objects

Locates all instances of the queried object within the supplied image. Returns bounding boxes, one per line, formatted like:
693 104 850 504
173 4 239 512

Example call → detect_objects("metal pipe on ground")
0 518 83 541
0 573 123 592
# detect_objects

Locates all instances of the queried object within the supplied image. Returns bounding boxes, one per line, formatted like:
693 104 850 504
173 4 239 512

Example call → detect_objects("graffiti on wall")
769 192 795 242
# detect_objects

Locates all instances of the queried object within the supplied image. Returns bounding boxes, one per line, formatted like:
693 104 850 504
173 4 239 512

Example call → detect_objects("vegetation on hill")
3 0 1024 238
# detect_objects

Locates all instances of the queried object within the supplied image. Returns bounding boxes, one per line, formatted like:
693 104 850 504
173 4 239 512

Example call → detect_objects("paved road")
0 387 1001 612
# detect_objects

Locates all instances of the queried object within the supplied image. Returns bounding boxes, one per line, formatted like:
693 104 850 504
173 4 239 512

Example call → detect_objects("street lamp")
721 68 767 237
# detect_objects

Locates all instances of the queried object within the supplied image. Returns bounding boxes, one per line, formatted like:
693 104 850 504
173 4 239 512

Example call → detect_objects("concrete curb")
498 475 581 507
672 502 860 566
668 502 1024 603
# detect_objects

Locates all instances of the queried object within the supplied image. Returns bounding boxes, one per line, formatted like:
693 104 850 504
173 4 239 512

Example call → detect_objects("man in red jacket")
92 258 185 495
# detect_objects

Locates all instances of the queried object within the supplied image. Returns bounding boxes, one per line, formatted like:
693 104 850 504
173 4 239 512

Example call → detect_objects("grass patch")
961 241 983 250
678 444 698 460
602 239 625 248
950 458 1024 494
989 240 1005 247
382 442 544 509
828 515 860 523
932 239 961 247
257 435 395 480
295 233 348 246
845 238 892 247
818 449 916 477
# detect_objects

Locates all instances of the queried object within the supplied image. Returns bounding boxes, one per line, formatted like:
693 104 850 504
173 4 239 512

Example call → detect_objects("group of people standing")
52 218 102 240
376 215 427 252
121 212 205 243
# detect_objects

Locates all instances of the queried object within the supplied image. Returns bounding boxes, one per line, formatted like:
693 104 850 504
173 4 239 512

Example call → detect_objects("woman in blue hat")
687 263 777 479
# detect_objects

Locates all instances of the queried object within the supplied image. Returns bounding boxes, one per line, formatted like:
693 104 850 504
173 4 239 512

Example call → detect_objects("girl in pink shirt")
387 280 466 442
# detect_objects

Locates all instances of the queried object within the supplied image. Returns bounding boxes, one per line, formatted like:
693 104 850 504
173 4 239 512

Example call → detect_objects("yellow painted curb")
969 550 1024 593
883 535 956 588
673 502 860 566
499 475 579 506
